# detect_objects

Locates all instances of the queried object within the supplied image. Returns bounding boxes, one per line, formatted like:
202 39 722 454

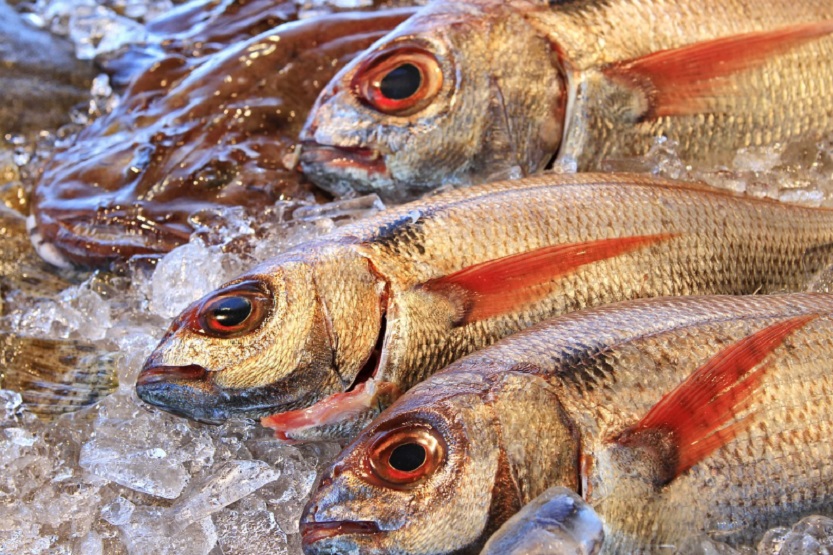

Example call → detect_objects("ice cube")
758 515 833 555
171 460 280 525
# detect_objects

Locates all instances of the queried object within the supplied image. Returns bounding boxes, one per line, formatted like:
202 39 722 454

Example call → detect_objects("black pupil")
211 296 252 328
379 63 422 100
388 442 426 472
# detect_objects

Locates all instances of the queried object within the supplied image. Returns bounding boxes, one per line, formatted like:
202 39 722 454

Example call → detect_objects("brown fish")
138 173 833 440
300 0 833 201
29 7 414 269
301 293 833 554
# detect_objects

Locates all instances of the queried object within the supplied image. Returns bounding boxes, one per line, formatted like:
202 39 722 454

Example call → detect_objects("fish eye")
366 424 446 489
352 46 443 117
193 280 272 339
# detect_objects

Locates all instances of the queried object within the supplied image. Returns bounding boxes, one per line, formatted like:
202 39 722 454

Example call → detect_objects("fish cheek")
210 268 332 395
381 401 503 554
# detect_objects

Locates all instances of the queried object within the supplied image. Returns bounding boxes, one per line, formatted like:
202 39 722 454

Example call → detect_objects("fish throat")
262 299 396 440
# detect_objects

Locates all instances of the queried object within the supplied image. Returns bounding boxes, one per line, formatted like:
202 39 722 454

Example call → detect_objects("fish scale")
301 294 833 554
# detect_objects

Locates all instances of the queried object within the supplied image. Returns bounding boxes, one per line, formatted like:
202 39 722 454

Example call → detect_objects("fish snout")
135 362 228 424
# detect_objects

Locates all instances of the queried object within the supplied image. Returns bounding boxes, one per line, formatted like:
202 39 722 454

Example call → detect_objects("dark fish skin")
30 6 414 269
300 0 833 200
138 173 833 441
301 294 833 554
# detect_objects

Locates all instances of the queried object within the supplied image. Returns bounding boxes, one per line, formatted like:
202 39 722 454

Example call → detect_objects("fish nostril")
136 363 208 387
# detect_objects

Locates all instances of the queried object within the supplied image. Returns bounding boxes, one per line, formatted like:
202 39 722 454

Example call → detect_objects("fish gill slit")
491 75 525 175
346 312 387 393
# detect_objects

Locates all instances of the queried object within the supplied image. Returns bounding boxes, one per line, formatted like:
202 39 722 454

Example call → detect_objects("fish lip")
136 363 209 387
135 360 329 424
299 141 389 178
300 520 382 545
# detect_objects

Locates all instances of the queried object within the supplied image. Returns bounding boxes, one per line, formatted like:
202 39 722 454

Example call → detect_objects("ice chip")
117 508 217 555
214 507 289 555
758 515 833 555
171 460 280 525
733 145 784 173
101 496 136 527
0 389 24 421
150 240 246 319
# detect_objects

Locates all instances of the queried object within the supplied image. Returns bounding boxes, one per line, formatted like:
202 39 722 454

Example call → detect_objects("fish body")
300 0 833 200
0 206 116 416
139 173 833 440
301 293 833 554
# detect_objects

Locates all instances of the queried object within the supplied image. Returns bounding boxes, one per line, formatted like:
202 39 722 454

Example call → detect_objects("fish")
480 486 604 555
0 333 117 416
137 173 833 440
299 0 833 201
300 293 833 554
29 7 414 269
0 204 75 305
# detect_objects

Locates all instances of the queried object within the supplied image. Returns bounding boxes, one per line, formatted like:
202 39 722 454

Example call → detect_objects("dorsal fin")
614 314 817 484
604 21 833 118
420 233 677 325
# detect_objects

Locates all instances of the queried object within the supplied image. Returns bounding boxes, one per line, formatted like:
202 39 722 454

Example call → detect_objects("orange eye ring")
366 424 446 489
351 46 443 117
193 280 272 339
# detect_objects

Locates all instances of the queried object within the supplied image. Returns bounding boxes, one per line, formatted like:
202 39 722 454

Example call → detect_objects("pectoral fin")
612 314 816 485
420 233 677 325
604 21 833 118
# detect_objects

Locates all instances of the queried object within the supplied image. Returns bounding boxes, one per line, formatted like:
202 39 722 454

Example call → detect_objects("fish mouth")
135 360 336 425
136 363 226 425
299 142 388 175
31 207 193 269
298 141 392 196
301 520 382 546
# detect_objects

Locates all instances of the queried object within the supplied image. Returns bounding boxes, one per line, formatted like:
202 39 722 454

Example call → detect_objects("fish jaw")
298 142 395 200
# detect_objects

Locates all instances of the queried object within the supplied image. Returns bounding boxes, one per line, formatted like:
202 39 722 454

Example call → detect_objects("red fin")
261 380 401 441
605 21 833 118
616 314 817 483
421 233 677 324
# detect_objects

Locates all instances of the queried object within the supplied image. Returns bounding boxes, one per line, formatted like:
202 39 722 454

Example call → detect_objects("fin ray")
605 21 833 118
421 233 677 324
614 314 816 483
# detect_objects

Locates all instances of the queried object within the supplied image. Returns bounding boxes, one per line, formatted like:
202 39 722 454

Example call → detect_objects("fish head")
300 1 565 201
300 369 508 555
301 365 582 554
136 246 385 424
